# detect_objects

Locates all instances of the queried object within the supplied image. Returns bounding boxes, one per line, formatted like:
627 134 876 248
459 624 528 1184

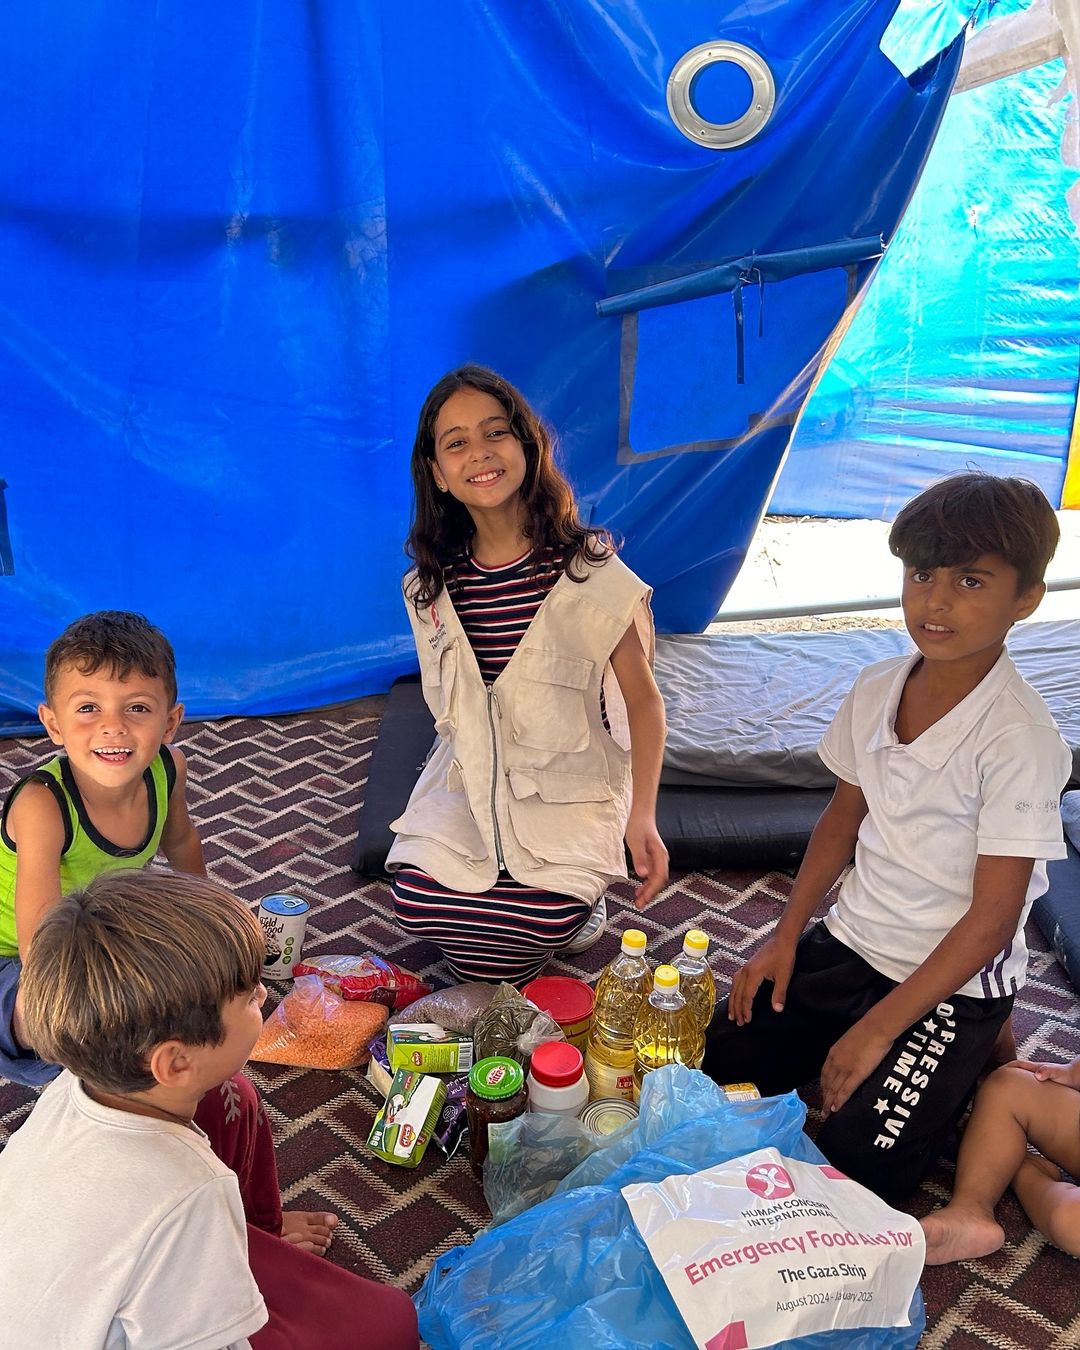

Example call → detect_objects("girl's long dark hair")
405 365 616 607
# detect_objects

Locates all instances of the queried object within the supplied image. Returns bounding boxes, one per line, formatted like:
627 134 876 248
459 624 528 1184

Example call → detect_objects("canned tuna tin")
258 894 310 980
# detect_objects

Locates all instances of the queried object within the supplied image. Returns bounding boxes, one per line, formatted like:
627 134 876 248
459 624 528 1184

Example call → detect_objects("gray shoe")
564 895 607 954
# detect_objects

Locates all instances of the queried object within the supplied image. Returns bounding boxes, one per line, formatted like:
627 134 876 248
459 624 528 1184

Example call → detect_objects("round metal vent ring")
667 41 775 150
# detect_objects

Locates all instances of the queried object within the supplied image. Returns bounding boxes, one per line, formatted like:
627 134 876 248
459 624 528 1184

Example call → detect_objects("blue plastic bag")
415 1067 925 1349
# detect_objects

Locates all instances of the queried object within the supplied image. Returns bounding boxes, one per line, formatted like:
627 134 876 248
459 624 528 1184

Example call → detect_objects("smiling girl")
386 366 667 984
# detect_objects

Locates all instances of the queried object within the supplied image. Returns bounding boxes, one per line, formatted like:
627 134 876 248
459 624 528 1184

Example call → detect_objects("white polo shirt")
819 648 1071 998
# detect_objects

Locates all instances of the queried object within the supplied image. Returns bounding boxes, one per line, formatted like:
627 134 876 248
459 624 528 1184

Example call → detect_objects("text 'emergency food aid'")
622 1147 924 1350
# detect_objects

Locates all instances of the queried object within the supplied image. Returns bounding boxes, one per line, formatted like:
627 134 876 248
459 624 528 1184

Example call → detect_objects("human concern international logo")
745 1162 794 1199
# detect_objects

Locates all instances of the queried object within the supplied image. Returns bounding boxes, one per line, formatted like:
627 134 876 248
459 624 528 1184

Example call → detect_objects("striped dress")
391 548 594 984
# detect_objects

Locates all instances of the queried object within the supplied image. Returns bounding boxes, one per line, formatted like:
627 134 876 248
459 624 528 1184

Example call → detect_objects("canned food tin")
521 975 594 1052
580 1097 638 1137
257 894 310 980
721 1082 761 1102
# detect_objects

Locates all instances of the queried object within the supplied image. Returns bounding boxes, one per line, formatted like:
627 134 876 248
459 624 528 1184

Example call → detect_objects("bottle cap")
620 929 647 955
654 964 680 992
683 929 709 956
529 1040 584 1088
468 1056 525 1100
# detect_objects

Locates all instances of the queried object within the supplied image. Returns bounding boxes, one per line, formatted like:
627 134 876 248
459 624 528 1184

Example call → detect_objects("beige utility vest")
387 553 654 903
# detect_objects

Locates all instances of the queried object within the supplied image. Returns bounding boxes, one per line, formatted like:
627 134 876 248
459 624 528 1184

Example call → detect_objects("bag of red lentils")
250 975 388 1070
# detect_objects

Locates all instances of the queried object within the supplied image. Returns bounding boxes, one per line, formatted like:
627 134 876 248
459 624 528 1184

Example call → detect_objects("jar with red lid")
466 1056 527 1170
526 1040 589 1117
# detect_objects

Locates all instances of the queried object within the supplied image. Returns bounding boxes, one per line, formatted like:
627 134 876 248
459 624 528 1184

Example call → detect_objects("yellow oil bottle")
632 965 704 1101
671 929 715 1054
584 928 651 1102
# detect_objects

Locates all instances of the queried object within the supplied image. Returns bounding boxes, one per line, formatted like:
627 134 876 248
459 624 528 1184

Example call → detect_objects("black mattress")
352 676 826 877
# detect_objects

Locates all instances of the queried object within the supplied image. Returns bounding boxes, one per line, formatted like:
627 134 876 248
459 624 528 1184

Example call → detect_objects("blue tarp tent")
0 2 968 731
775 1 1080 519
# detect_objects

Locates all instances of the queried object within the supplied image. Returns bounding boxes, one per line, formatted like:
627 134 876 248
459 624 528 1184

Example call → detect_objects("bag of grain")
250 974 388 1069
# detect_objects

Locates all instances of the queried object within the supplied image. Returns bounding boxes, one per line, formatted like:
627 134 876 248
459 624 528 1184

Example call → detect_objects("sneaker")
564 895 607 954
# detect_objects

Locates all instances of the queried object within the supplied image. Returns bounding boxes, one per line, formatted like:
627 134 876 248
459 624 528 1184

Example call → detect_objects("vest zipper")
487 687 505 869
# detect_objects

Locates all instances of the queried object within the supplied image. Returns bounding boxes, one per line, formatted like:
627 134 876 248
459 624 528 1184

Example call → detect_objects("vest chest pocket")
421 642 459 737
507 768 624 872
510 649 594 753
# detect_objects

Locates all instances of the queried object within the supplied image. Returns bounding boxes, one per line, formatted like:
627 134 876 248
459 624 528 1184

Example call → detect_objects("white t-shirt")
819 648 1071 998
0 1072 267 1350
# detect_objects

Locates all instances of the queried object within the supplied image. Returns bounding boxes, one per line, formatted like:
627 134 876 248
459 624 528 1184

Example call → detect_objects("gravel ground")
711 512 1080 634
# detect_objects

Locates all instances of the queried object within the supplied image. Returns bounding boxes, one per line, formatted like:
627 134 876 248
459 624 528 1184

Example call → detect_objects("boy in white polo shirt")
703 473 1072 1205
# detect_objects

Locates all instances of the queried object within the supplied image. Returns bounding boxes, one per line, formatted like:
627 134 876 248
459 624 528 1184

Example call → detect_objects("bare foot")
920 1204 1005 1266
281 1210 338 1255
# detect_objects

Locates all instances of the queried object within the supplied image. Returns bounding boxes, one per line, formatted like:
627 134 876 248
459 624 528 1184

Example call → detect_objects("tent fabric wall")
0 2 961 732
1066 400 1080 508
773 11 1079 519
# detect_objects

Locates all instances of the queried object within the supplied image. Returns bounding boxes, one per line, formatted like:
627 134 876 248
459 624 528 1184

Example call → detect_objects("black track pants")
703 923 1012 1205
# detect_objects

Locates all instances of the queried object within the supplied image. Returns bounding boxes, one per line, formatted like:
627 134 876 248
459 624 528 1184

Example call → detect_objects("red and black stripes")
391 867 590 985
444 548 561 685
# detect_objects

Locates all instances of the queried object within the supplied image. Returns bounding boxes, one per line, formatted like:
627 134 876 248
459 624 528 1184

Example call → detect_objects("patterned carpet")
1 707 1078 1347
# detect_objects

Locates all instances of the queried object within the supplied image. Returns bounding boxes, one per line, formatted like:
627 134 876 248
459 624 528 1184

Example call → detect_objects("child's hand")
728 938 797 1026
625 816 669 910
820 1021 893 1115
1005 1059 1080 1090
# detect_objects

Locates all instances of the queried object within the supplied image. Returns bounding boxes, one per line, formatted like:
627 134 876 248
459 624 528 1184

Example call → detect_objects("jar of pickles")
465 1056 527 1170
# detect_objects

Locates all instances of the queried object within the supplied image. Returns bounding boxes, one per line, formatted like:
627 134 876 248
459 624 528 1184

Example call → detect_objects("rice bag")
250 974 387 1069
388 982 497 1034
292 952 431 1009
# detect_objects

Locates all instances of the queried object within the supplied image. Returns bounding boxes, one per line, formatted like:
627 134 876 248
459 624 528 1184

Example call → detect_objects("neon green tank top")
0 746 175 957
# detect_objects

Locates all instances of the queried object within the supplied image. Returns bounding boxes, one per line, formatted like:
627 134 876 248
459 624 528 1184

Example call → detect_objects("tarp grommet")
666 41 775 150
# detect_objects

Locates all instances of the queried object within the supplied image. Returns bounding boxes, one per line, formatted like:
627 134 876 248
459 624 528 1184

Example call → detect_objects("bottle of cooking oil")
584 928 651 1102
632 965 704 1101
672 929 715 1053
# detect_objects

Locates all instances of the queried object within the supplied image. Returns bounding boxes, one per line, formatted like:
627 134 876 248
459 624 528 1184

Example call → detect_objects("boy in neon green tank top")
0 611 341 1256
0 612 204 1084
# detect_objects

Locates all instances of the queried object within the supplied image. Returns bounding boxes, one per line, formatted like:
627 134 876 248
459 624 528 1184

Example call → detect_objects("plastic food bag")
389 982 497 1034
250 975 388 1069
484 1110 617 1224
415 1066 925 1350
473 982 564 1070
623 1149 924 1349
291 953 431 1008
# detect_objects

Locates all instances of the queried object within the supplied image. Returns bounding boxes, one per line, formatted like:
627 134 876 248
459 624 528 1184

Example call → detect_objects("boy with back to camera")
0 610 337 1256
702 473 1072 1205
0 870 420 1350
